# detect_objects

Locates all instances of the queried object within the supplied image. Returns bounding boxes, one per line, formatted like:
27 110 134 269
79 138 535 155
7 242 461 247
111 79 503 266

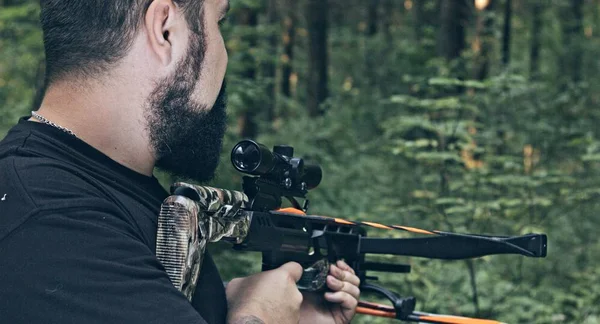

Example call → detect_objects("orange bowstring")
415 315 504 324
356 306 396 318
275 208 439 235
357 301 505 324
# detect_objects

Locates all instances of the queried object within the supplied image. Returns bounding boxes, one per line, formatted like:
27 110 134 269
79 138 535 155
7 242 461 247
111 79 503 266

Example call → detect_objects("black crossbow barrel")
156 140 548 324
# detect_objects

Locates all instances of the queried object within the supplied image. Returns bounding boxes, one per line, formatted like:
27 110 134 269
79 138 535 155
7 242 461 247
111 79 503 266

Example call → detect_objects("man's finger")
330 265 360 287
280 262 304 283
336 260 356 275
324 291 359 310
326 274 344 290
326 275 360 300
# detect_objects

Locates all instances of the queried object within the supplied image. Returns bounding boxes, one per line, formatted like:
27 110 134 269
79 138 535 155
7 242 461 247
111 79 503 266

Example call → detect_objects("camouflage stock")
156 194 201 300
156 183 251 301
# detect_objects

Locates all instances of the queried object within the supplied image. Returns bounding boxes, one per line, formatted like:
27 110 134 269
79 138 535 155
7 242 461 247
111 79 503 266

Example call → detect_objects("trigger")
296 259 330 292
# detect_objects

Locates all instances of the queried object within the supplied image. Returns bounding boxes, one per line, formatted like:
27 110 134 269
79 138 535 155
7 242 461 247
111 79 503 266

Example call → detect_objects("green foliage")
0 2 42 135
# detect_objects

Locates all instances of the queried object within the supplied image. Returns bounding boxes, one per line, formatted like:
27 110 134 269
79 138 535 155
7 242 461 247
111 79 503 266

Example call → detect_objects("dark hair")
40 0 204 85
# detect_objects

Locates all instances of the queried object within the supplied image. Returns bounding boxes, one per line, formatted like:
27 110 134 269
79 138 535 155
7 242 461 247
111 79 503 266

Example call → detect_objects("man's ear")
144 0 178 66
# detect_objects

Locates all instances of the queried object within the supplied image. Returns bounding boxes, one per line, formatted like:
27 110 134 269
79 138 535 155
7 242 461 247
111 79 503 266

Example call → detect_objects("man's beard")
146 31 227 183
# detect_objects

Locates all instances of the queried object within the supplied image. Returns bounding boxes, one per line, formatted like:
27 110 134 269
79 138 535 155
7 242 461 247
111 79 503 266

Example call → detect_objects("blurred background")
2 0 600 323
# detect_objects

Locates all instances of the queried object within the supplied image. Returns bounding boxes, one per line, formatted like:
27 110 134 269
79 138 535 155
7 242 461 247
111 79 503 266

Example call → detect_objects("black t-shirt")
0 118 227 324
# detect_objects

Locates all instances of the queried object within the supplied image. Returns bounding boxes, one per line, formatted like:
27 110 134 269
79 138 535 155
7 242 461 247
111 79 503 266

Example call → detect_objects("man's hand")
299 260 360 324
226 262 304 324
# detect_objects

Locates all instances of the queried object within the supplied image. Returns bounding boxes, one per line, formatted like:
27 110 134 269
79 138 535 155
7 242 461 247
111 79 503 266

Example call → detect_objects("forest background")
1 0 599 323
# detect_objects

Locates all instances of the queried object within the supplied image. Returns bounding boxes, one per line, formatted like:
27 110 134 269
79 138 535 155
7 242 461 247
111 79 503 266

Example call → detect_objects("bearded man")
0 1 360 323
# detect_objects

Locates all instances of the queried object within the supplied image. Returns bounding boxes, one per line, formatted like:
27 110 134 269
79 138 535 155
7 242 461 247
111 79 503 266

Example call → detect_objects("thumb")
280 262 304 283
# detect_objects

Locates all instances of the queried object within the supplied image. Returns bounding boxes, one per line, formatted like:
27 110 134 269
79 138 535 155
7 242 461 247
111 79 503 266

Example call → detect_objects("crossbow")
156 140 547 324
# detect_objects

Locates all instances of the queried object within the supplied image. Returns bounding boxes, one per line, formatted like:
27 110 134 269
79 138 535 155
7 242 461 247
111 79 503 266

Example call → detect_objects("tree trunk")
281 1 296 98
307 0 329 117
437 0 469 61
367 0 379 36
529 1 543 79
264 0 278 122
414 0 425 41
595 0 600 39
466 260 481 316
502 0 512 67
237 6 259 139
365 0 380 86
382 0 394 44
560 0 584 84
474 0 496 80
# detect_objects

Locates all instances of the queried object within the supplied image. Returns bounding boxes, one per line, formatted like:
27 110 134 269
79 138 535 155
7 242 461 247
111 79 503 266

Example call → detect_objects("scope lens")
302 163 323 190
232 141 261 172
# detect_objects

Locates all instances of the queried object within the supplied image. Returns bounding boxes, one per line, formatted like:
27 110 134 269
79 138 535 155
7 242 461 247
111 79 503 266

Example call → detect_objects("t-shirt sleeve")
0 204 208 324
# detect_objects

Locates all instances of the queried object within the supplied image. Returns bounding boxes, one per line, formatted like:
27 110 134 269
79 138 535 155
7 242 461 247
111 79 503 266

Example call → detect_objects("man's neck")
36 78 156 176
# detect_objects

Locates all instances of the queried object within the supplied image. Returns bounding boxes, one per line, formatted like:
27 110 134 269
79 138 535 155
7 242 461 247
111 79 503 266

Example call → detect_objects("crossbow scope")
231 140 322 211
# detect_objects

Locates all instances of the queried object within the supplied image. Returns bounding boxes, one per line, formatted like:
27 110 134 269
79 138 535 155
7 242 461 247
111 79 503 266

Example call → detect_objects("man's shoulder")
0 152 114 243
0 151 108 207
0 121 164 247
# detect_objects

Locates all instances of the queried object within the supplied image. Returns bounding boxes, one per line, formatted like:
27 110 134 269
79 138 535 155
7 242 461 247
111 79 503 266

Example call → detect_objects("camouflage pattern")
296 259 330 291
156 183 251 301
156 195 201 300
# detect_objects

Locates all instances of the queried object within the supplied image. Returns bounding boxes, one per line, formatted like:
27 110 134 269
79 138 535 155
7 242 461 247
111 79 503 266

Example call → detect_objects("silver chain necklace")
31 111 78 138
